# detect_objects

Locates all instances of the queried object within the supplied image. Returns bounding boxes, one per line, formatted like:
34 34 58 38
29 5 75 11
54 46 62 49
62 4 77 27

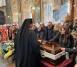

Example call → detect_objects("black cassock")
14 30 41 67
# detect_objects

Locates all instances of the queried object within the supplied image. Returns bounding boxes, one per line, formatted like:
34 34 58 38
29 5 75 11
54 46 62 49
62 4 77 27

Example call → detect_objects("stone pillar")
74 0 77 20
19 0 32 24
6 0 13 24
68 0 74 22
41 0 45 23
10 0 19 24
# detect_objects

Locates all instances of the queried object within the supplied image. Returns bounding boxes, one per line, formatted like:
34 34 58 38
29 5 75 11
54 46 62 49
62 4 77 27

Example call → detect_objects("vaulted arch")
0 11 5 25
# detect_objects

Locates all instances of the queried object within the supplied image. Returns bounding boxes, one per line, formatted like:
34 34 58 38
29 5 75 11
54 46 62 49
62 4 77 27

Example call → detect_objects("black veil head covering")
20 18 33 36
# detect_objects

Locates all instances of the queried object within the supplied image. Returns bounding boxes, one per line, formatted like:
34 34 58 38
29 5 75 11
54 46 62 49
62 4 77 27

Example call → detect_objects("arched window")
0 11 5 25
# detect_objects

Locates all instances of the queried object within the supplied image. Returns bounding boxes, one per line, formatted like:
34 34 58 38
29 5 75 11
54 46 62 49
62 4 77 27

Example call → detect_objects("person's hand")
42 40 47 44
38 40 42 43
61 48 66 52
74 64 77 67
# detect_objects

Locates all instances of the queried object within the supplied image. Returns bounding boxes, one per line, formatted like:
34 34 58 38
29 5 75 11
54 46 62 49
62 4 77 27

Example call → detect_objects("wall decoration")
44 3 53 24
0 0 6 7
53 3 68 23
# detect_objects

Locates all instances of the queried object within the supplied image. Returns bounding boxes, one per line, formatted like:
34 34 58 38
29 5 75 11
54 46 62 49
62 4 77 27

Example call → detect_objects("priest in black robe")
14 19 41 67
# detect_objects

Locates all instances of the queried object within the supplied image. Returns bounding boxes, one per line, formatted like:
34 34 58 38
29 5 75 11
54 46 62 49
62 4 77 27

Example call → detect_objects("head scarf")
20 19 33 37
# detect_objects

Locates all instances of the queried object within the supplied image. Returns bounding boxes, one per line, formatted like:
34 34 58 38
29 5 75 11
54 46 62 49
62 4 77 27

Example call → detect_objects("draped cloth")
14 19 41 67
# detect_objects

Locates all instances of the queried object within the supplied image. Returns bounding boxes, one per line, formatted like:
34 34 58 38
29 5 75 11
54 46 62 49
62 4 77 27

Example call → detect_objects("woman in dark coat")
59 27 74 48
14 19 41 67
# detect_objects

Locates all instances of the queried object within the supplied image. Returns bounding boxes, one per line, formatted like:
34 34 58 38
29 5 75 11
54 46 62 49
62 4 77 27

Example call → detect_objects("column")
68 0 74 22
74 0 77 20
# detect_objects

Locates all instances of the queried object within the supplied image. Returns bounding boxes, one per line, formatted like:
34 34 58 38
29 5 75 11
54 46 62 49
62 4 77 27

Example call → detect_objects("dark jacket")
49 30 60 43
44 27 60 43
44 27 54 41
14 30 41 67
59 34 74 48
36 29 45 40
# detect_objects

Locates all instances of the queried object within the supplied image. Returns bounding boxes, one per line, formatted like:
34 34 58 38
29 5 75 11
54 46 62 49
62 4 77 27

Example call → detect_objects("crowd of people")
14 18 77 67
33 20 74 48
0 24 19 42
33 20 77 57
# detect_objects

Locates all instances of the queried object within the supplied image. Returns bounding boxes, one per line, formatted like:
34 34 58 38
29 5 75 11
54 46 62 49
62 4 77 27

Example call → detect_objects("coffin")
38 40 66 65
41 42 62 55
